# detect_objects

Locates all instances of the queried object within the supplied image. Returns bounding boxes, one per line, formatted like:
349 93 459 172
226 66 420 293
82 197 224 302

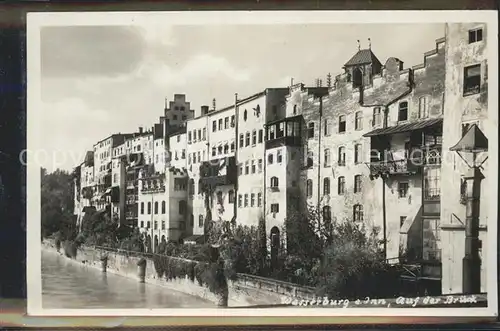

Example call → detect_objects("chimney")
201 105 209 115
139 127 143 134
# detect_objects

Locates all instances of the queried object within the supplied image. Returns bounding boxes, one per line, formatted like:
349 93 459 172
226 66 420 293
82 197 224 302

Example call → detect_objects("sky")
39 22 444 172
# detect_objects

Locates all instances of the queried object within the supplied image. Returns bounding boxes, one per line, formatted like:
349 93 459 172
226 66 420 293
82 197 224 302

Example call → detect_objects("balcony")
141 185 166 194
126 180 136 189
368 158 421 177
125 211 138 220
265 115 303 150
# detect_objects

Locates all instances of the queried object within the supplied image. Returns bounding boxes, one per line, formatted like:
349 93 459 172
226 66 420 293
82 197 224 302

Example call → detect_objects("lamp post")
449 123 488 294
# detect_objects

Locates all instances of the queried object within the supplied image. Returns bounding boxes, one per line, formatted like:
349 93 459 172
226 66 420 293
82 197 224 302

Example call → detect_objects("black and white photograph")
26 11 498 317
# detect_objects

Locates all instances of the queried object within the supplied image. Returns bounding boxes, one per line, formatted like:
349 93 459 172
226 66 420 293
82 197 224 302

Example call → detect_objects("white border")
27 10 498 317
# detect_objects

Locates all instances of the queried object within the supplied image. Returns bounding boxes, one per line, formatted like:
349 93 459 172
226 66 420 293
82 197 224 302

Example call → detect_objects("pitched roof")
344 49 380 67
450 123 488 152
363 118 443 137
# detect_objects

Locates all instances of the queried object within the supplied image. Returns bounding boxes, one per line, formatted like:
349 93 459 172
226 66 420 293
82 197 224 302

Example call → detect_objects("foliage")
119 227 145 253
41 168 76 240
63 240 78 259
79 209 120 247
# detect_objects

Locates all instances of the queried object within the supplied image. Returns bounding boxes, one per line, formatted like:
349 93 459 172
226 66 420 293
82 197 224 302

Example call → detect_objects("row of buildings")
72 23 491 295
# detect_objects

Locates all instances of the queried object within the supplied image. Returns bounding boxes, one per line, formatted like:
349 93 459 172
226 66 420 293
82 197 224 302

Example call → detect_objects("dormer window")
398 101 408 122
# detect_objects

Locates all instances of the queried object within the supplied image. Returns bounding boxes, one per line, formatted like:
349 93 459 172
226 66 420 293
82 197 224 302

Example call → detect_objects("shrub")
63 240 78 259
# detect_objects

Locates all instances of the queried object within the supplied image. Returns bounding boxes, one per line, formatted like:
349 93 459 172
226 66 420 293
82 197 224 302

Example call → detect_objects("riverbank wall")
41 239 315 307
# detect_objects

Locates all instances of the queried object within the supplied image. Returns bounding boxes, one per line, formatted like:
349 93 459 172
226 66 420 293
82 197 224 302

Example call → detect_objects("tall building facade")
72 24 492 295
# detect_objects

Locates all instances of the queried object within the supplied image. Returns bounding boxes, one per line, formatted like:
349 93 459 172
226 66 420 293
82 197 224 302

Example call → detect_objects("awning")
363 118 443 137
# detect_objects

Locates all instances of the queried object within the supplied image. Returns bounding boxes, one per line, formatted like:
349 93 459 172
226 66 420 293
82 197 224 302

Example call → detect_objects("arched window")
306 179 313 198
354 175 362 193
154 201 159 214
161 201 166 214
307 151 314 167
322 205 332 222
354 144 362 164
323 177 330 195
224 144 229 154
270 176 279 188
179 200 186 216
338 146 346 166
324 148 331 167
338 176 345 195
355 111 363 130
198 215 204 227
228 190 235 204
147 202 152 214
353 204 364 221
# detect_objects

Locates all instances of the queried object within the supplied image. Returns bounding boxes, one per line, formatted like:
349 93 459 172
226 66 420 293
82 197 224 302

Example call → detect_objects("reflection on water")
41 250 213 309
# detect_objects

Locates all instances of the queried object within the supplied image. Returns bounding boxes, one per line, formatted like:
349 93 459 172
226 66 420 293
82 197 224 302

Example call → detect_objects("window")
179 200 186 215
468 28 483 43
324 119 331 136
400 216 407 228
268 153 274 164
162 201 166 214
398 101 408 122
277 150 283 163
354 144 362 164
277 122 285 138
189 179 195 195
173 115 178 120
147 202 152 214
182 149 186 159
180 106 185 111
270 203 279 213
231 115 235 127
198 129 202 141
323 177 330 195
258 159 263 173
355 111 363 130
230 142 235 152
354 175 362 193
199 215 204 227
239 134 244 148
252 130 257 145
243 109 248 121
423 218 441 261
417 96 429 119
464 64 481 95
212 147 216 157
218 119 223 130
258 129 263 143
140 202 144 214
238 194 242 207
306 179 313 198
245 132 250 147
193 153 197 164
239 163 243 175
224 144 229 154
324 149 331 167
244 194 248 207
353 204 363 221
244 161 249 175
147 221 150 229
228 190 235 204
182 115 187 120
250 193 255 207
269 125 275 140
224 117 229 129
398 182 409 198
338 115 346 133
338 176 345 195
249 160 255 174
306 151 314 167
154 201 159 214
212 121 217 132
174 178 187 191
323 206 332 222
307 122 315 138
293 104 297 115
154 221 158 230
198 179 202 194
424 167 441 200
218 146 223 155
190 214 194 227
257 193 262 207
338 147 346 166
140 221 144 228
270 176 279 187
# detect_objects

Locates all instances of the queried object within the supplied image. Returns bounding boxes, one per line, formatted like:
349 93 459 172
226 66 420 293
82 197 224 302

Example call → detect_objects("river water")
41 250 214 309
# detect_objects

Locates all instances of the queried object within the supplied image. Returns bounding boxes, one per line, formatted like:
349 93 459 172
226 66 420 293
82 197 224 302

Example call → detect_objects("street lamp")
449 123 488 294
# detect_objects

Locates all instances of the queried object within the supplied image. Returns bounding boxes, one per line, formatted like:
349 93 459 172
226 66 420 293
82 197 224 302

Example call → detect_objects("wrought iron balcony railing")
369 158 421 176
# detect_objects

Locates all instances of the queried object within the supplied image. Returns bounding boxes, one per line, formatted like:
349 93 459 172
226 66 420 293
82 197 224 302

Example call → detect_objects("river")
41 250 214 309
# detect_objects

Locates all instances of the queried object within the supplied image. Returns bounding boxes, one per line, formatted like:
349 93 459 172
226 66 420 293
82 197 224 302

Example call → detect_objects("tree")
41 168 76 240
